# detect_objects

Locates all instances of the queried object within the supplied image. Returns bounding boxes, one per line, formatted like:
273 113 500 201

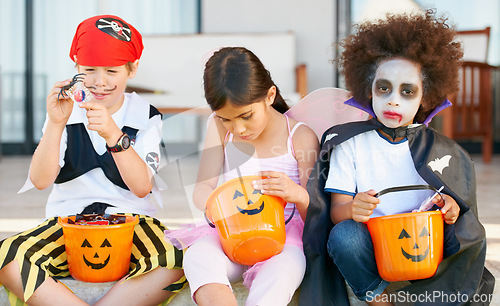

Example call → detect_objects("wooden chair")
455 27 491 63
440 27 495 163
295 64 308 99
441 61 496 163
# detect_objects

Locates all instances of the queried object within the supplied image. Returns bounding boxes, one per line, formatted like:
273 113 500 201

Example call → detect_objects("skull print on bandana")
95 17 132 42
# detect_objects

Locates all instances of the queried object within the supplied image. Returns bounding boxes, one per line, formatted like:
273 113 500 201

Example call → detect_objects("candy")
73 89 86 102
67 82 92 103
71 213 126 226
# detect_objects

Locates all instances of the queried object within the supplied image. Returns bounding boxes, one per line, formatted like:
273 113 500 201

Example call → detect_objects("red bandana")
69 15 143 67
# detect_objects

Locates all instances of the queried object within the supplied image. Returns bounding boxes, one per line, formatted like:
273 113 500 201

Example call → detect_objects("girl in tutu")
166 47 319 305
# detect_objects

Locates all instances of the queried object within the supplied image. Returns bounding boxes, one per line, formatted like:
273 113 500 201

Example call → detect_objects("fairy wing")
285 87 369 140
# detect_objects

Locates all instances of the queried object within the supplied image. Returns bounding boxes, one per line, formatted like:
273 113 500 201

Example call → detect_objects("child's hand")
252 171 306 204
46 79 74 125
433 194 460 224
79 102 122 143
351 190 380 223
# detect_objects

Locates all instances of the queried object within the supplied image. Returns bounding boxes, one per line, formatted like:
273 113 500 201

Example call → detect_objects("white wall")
201 0 337 93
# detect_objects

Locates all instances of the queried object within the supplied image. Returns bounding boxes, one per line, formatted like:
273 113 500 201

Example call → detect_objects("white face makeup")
372 58 424 128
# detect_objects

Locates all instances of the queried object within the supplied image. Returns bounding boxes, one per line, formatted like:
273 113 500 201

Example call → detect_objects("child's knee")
0 260 20 281
183 236 240 283
184 236 219 263
246 246 304 305
183 244 208 272
327 220 370 257
265 245 305 279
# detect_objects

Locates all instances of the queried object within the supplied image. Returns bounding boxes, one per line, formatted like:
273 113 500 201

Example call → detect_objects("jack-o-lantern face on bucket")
81 238 112 269
367 209 444 282
59 215 138 282
205 176 287 265
234 189 265 215
398 226 430 262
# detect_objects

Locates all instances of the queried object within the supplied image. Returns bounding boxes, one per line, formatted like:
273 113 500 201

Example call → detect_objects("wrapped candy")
67 213 126 226
58 73 92 103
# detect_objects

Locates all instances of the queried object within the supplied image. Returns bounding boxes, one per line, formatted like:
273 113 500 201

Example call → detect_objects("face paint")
372 58 424 128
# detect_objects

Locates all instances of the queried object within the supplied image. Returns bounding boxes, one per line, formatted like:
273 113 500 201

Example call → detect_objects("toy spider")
57 73 86 102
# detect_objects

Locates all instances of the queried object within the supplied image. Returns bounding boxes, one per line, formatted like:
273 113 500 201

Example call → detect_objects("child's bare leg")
95 267 184 306
0 260 88 306
194 283 237 306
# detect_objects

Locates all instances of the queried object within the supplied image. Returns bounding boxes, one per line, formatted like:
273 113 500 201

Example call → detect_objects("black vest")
54 105 161 190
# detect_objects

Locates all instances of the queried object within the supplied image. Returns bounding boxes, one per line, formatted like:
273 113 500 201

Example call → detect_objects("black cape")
299 119 487 305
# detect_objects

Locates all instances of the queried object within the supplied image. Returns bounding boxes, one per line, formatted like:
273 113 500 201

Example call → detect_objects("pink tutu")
164 213 303 250
241 214 304 288
164 222 218 250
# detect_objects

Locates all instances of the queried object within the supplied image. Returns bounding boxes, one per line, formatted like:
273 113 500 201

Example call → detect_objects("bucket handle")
204 203 296 228
374 184 440 198
205 210 215 228
374 184 444 211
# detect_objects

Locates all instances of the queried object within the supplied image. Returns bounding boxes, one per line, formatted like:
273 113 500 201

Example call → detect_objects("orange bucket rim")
205 175 287 221
204 175 287 265
367 210 443 223
57 215 139 229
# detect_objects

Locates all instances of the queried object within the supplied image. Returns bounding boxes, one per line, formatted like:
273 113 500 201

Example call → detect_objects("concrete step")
0 278 299 305
1 270 498 305
0 278 116 306
169 282 300 305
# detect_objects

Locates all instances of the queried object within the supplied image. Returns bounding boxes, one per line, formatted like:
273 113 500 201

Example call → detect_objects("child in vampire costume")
299 11 493 305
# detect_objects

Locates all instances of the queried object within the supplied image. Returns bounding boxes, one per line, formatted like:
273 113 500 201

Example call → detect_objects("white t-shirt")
325 130 434 218
21 93 163 218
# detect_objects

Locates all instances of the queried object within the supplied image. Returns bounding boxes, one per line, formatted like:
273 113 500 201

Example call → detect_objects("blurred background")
0 0 499 158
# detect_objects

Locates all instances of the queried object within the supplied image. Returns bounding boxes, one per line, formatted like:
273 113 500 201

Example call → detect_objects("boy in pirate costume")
300 10 492 305
0 15 185 305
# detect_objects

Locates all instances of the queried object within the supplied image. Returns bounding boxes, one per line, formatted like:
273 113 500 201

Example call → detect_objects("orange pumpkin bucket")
58 214 139 282
205 176 287 265
367 185 444 282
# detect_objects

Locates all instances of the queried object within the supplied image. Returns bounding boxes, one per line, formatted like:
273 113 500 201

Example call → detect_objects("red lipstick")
383 111 402 123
